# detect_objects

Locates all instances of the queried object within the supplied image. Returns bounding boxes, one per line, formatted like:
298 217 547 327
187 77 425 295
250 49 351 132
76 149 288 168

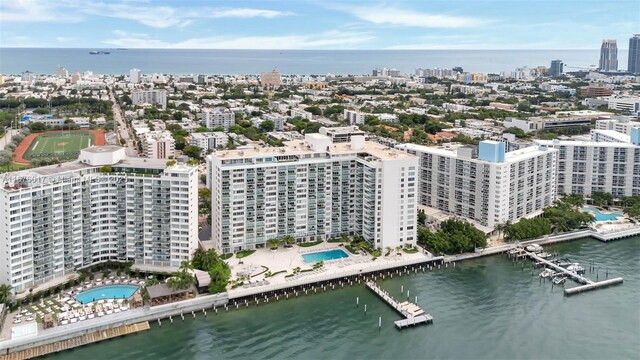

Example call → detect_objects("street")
108 86 138 157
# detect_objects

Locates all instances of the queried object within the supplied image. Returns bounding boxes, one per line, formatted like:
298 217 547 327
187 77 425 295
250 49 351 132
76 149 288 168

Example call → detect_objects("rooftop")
213 139 414 161
397 142 556 163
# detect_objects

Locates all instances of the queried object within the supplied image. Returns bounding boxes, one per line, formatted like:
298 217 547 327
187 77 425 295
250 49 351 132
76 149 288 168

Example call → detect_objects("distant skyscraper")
549 60 563 77
55 65 68 78
599 39 618 71
628 34 640 74
129 68 141 83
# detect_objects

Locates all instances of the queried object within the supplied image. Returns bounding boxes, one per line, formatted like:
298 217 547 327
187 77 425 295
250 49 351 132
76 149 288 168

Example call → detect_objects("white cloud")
0 0 83 23
102 30 374 49
0 1 294 27
338 5 487 28
209 8 294 19
56 36 77 42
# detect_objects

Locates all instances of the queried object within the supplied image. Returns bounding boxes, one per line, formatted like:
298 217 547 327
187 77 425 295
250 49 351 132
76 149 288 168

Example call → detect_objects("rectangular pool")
583 207 623 221
302 249 349 263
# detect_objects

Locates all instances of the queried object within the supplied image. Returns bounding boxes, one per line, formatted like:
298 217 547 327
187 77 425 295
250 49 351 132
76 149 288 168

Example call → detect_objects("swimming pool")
583 207 623 221
302 249 349 263
75 285 139 304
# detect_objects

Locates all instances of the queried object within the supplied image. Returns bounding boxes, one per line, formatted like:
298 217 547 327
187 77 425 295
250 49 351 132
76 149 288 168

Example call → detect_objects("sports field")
23 132 94 161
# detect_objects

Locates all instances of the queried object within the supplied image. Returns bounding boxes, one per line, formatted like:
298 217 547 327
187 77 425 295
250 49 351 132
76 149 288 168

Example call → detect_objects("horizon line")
0 47 628 51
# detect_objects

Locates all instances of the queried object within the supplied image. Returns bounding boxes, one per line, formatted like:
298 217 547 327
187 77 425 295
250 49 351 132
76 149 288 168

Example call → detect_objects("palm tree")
395 245 403 255
385 247 393 256
267 239 279 250
494 222 506 240
284 235 295 248
0 284 12 304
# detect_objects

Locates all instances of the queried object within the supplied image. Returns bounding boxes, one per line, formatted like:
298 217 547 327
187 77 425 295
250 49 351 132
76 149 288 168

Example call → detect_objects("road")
108 86 138 157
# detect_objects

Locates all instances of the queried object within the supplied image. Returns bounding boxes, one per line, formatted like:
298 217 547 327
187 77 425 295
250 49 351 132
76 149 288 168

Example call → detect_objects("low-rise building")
189 132 229 155
131 89 167 109
319 126 366 143
140 130 176 159
201 108 235 131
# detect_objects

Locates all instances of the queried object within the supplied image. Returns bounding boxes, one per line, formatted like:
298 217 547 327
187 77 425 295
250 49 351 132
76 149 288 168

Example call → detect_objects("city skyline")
0 0 639 50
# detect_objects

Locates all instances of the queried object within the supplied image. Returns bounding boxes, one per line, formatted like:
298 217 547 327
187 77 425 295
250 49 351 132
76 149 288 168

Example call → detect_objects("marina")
517 246 624 296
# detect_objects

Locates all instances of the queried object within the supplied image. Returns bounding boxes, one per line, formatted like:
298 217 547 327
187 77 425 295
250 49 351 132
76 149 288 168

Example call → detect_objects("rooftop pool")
75 285 139 304
302 249 349 263
583 207 623 222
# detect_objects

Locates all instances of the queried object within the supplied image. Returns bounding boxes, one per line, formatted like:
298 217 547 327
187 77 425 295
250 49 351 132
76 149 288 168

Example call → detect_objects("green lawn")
0 162 29 173
25 132 94 161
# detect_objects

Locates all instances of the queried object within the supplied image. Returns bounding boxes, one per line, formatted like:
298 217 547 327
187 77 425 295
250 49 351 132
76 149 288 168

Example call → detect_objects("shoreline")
1 227 637 357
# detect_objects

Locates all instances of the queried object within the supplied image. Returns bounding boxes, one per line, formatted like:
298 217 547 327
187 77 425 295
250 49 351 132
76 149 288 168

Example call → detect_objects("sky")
0 0 638 49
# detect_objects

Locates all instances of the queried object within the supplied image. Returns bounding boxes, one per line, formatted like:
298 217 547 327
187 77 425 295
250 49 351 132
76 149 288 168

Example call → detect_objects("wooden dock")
0 322 150 360
365 281 432 329
525 250 623 296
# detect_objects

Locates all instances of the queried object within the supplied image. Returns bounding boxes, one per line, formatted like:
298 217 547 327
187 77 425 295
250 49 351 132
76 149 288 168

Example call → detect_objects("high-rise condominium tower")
599 39 618 72
628 34 640 74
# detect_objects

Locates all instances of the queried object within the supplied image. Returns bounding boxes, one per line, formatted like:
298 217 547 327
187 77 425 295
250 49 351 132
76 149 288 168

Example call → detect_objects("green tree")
267 239 279 250
259 120 275 132
29 122 47 132
283 235 295 247
0 284 11 304
182 145 203 160
590 192 613 207
33 107 50 115
624 204 640 221
99 165 113 173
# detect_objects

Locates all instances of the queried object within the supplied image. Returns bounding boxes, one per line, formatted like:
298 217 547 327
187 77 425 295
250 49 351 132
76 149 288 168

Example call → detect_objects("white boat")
539 268 556 278
526 244 543 253
538 252 552 259
552 275 567 285
567 263 586 274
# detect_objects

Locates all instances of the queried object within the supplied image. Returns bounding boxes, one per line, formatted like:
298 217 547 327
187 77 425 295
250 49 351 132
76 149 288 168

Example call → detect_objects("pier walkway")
365 281 432 329
526 251 594 285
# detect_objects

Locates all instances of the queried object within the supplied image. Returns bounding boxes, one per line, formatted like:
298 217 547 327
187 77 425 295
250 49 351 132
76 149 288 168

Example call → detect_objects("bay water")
46 237 639 359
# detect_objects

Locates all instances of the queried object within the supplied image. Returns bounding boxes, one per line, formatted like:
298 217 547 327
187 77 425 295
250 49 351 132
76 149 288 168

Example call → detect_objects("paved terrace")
224 243 437 299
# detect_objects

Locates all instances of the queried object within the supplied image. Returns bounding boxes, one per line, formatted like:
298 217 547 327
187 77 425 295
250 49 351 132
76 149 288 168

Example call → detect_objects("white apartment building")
129 68 141 84
595 117 640 135
131 89 167 109
397 141 558 228
140 130 176 159
608 97 640 113
189 132 229 155
0 146 199 292
590 129 630 144
207 134 418 254
343 109 367 125
535 128 640 197
290 108 314 121
319 126 366 143
261 113 286 131
201 108 235 131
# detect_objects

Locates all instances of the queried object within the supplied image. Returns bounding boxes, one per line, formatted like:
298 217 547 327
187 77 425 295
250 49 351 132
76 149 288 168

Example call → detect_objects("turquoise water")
302 249 349 263
583 207 623 221
75 285 139 304
47 237 639 359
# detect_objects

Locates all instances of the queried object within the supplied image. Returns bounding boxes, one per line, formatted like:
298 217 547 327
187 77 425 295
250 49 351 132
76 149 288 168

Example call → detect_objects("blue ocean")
0 48 627 75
